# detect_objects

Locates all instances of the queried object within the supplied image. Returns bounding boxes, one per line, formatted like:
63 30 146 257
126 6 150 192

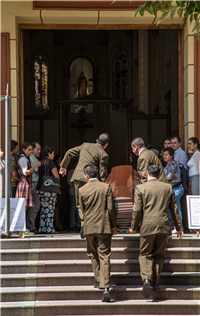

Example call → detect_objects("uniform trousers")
139 233 169 284
73 180 86 223
86 233 111 289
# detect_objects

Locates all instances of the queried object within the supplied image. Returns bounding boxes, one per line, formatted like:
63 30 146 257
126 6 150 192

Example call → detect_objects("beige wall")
184 22 195 151
1 1 195 151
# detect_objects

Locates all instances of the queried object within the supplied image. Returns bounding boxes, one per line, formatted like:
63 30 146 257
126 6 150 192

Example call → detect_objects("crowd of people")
0 134 199 237
0 133 199 301
0 141 80 235
130 136 200 234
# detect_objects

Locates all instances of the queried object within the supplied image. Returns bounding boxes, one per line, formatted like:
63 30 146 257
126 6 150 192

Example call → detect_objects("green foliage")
133 1 200 40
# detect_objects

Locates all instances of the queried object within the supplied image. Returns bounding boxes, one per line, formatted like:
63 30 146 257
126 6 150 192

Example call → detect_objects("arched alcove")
69 57 93 113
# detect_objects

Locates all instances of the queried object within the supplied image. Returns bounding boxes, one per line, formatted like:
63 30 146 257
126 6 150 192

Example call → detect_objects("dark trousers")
139 233 169 284
73 180 86 223
181 194 188 232
86 233 111 289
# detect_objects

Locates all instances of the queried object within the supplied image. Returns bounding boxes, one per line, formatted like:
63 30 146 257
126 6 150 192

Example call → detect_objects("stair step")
1 299 200 316
1 236 199 250
1 259 200 274
1 272 200 287
1 247 200 261
1 285 200 302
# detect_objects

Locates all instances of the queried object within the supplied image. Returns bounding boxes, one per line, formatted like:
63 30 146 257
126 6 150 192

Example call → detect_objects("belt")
172 182 182 189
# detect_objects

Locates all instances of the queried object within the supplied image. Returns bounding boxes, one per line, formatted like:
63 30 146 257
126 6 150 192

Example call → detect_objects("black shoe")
94 282 100 289
102 288 110 302
80 226 85 239
152 283 159 291
30 229 40 234
142 279 151 298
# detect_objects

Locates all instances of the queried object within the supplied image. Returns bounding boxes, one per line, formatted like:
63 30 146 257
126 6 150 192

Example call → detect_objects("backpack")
178 163 189 194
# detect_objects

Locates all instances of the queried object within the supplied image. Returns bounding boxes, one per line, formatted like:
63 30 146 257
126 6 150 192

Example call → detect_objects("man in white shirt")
26 142 41 233
171 136 188 169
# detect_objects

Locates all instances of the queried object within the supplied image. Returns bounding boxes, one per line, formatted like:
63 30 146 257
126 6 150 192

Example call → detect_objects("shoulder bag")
40 159 61 195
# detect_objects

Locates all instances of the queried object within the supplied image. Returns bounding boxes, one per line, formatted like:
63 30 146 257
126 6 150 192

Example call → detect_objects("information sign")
0 198 25 232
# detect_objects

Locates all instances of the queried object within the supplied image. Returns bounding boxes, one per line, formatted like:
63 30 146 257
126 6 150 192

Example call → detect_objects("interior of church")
23 29 178 169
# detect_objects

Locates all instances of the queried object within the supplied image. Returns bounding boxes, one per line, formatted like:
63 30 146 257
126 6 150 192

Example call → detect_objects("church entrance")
22 28 180 169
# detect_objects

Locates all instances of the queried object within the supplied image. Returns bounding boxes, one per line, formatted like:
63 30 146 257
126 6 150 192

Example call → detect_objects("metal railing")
1 84 11 235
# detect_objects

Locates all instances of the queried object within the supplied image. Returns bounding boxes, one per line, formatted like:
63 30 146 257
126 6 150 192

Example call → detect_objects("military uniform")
79 179 117 289
60 142 109 219
137 148 168 183
131 179 183 284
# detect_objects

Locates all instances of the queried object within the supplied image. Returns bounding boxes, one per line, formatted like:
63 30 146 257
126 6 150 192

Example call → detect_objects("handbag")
40 159 61 195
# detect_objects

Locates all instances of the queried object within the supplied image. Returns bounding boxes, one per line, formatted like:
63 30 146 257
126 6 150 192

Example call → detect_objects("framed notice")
0 198 25 232
186 195 200 229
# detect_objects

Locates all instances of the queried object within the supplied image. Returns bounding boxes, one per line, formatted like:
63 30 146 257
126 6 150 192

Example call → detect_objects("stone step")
1 259 200 274
1 285 200 302
1 272 200 287
1 236 199 250
1 247 200 261
1 299 200 316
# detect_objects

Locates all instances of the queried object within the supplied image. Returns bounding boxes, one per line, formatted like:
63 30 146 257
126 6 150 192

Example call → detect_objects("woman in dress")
37 145 60 234
163 147 184 232
187 137 200 195
16 142 41 235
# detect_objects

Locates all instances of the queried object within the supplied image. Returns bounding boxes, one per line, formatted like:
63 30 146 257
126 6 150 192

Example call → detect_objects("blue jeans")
169 184 184 229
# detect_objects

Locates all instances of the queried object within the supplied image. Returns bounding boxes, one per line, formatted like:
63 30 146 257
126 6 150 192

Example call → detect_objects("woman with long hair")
16 142 41 236
187 137 200 195
37 145 60 234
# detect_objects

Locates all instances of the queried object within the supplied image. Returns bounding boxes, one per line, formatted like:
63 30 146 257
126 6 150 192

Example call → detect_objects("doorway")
21 27 182 169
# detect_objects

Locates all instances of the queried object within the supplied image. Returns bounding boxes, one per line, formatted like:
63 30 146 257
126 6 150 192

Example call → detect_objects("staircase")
1 235 200 316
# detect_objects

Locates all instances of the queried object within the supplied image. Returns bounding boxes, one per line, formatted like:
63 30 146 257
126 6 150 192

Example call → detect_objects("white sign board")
0 198 26 232
186 195 200 229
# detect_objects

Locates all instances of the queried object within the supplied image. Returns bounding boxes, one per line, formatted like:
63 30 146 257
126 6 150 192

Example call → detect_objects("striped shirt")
30 154 39 183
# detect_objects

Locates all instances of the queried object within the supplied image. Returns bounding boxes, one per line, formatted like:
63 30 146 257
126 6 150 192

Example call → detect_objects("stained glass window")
42 63 48 109
34 57 49 110
34 61 41 108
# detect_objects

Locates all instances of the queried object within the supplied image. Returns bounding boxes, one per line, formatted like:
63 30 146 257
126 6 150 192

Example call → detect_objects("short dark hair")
145 144 152 150
148 165 160 178
11 140 18 151
42 145 55 157
32 142 40 149
83 164 98 178
98 133 109 146
163 147 174 157
164 137 171 142
171 136 181 143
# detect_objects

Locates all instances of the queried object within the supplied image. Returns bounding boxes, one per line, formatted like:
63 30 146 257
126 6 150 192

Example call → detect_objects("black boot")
152 283 159 291
94 282 100 289
102 288 110 302
142 279 151 298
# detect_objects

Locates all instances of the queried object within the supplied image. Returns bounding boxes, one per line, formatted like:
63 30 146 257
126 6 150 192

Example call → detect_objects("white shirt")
187 151 200 177
139 147 145 156
174 147 188 170
89 178 98 181
18 154 29 175
148 177 157 181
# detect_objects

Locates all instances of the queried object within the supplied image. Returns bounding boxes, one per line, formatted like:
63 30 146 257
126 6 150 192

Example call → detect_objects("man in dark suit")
131 137 168 183
60 133 109 220
79 164 118 302
128 165 184 298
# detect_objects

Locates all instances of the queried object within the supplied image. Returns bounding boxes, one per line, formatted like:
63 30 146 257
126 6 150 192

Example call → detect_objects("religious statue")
74 72 90 99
